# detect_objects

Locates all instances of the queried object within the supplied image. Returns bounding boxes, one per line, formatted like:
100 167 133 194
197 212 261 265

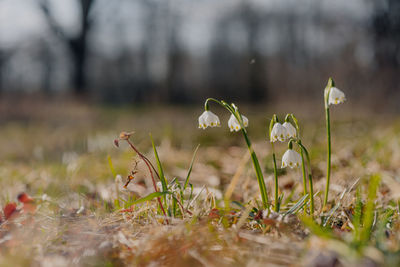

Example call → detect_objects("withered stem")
125 139 169 224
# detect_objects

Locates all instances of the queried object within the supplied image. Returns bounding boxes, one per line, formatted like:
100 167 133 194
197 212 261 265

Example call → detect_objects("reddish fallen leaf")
3 202 17 220
17 192 34 204
114 139 119 147
120 207 135 213
16 193 36 214
263 218 277 226
22 203 36 214
283 181 295 190
254 210 263 220
208 208 220 219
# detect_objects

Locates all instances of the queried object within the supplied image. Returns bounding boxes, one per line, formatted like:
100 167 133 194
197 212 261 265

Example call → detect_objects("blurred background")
0 0 399 110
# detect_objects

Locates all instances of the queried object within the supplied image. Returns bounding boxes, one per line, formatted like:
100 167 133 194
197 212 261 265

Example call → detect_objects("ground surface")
1 99 400 266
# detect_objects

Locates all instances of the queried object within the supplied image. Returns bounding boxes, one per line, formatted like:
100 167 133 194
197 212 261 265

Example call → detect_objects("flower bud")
114 139 120 147
119 132 131 140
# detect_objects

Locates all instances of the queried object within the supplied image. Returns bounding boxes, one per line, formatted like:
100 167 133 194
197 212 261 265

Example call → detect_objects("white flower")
270 123 287 142
328 87 346 105
228 114 249 132
283 122 297 139
281 149 302 168
198 111 220 129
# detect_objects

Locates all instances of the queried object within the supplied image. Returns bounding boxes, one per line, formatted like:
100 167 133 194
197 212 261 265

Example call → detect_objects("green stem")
242 128 269 208
300 149 308 196
308 173 314 215
205 98 269 208
271 143 279 212
296 141 314 216
324 106 331 207
286 114 307 197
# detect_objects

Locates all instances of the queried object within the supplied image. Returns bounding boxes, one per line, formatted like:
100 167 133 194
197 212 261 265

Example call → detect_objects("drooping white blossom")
270 123 287 142
328 87 346 105
283 122 297 139
198 111 220 129
281 149 302 168
228 114 249 132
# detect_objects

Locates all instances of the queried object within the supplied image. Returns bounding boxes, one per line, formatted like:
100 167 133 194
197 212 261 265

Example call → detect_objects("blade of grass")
283 184 298 205
150 134 168 192
301 215 334 239
107 155 117 177
284 194 309 216
108 155 120 207
184 144 200 189
359 174 381 244
225 152 250 200
352 187 363 243
376 208 394 249
131 191 171 205
323 179 360 226
187 185 205 209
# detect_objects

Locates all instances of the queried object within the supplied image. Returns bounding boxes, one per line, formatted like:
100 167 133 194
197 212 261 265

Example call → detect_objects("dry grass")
1 99 400 266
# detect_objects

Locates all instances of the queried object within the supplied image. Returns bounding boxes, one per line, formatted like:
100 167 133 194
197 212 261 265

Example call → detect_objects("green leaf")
150 134 168 192
107 155 117 177
184 144 200 189
360 174 381 243
301 215 334 239
131 191 171 205
352 187 363 242
284 194 309 215
376 208 394 249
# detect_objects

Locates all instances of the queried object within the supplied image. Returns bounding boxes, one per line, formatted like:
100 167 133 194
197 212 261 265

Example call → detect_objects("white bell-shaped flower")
228 114 249 132
283 122 297 139
198 111 220 129
328 87 346 105
281 149 302 169
270 123 287 142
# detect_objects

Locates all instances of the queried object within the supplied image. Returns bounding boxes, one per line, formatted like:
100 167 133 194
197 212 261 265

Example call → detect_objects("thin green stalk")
300 150 308 196
269 115 279 211
286 114 307 196
296 141 314 215
359 174 381 244
323 78 334 208
125 139 169 223
204 98 269 208
308 173 314 215
242 128 269 208
324 100 332 207
271 143 279 212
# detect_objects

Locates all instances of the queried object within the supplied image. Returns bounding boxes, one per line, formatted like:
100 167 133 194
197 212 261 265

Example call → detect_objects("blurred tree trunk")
165 2 186 103
0 51 4 95
371 0 400 69
39 0 95 95
371 0 400 98
39 42 53 95
241 2 267 102
0 49 14 95
166 29 185 103
137 0 158 102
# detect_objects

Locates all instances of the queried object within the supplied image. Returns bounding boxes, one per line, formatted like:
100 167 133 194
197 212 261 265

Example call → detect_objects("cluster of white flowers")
270 121 296 143
269 120 302 169
198 110 248 131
